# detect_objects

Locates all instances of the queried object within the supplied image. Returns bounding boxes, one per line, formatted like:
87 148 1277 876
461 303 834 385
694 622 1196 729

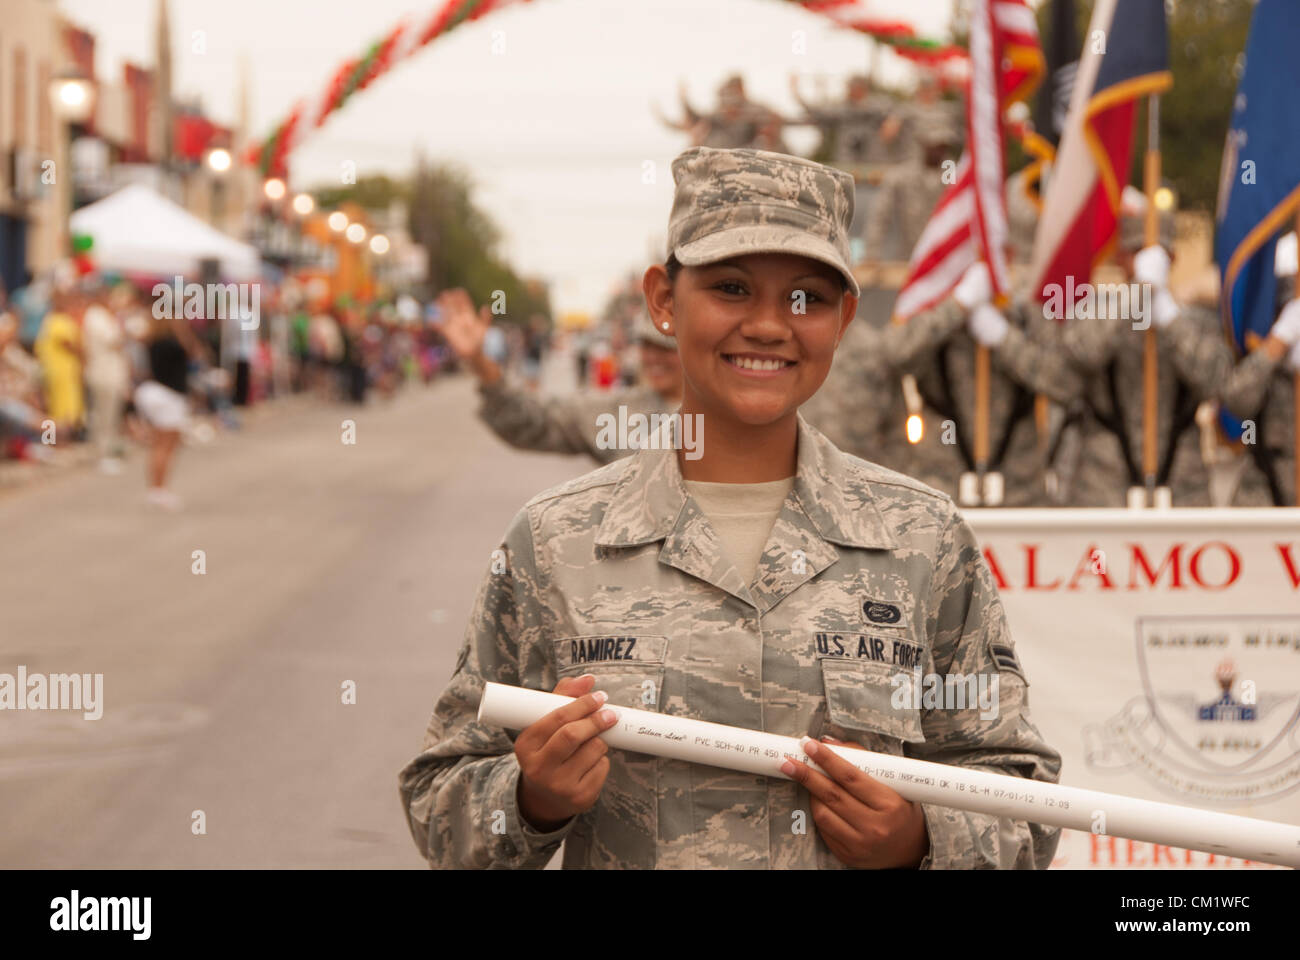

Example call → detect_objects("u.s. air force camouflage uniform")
1167 325 1298 507
476 377 671 466
398 412 1062 869
877 300 1081 506
1004 302 1226 506
1218 348 1297 507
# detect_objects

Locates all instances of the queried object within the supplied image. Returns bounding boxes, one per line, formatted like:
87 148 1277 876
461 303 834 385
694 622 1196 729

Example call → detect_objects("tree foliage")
1030 0 1254 212
308 167 551 325
408 161 551 325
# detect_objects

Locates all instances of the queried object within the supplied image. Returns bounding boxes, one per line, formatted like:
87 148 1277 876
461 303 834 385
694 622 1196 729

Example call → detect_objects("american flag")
893 0 1043 321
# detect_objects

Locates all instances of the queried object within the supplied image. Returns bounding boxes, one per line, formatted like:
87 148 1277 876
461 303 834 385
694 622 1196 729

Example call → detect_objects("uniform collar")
594 409 898 552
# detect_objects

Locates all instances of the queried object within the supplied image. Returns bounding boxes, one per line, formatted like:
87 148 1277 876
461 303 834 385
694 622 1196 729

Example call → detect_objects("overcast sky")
61 0 956 314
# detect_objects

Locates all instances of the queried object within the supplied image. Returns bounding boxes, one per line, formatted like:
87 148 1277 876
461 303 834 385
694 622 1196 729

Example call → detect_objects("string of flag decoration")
800 1 966 63
246 0 966 178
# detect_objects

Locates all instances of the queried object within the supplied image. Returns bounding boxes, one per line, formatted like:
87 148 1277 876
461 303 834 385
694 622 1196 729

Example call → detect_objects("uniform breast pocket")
552 635 667 712
819 657 925 750
551 635 665 867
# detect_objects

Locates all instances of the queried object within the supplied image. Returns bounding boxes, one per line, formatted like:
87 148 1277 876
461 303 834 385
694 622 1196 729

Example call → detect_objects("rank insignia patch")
989 641 1025 680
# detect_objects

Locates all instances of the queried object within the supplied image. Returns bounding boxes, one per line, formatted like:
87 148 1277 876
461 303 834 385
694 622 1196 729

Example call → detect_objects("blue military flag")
1216 0 1300 358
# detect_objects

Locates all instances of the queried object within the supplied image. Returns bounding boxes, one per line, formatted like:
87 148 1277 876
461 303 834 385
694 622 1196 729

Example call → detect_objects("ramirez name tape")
477 681 1300 868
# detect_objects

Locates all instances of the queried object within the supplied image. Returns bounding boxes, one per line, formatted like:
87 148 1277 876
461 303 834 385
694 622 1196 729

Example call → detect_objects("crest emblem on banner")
1084 615 1300 805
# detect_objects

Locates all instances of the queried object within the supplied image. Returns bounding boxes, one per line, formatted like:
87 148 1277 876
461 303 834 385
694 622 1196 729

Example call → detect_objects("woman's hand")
514 674 619 832
781 735 930 869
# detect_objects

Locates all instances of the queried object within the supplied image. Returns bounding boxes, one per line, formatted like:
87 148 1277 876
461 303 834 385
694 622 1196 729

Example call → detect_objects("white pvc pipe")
478 681 1300 868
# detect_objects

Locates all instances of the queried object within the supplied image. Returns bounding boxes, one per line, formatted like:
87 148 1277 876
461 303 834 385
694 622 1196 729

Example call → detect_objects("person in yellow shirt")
34 289 85 438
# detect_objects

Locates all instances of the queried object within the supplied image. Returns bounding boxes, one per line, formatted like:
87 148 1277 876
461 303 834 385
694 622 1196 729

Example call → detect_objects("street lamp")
346 222 366 244
328 211 349 232
48 70 96 123
206 148 232 173
263 177 286 201
48 69 96 245
292 193 314 216
369 234 389 255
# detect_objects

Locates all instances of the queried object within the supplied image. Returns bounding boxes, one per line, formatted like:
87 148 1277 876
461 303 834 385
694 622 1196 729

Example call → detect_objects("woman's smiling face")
644 252 857 427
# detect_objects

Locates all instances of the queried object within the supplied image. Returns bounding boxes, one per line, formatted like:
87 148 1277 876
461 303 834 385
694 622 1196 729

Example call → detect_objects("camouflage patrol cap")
633 308 676 349
667 146 861 297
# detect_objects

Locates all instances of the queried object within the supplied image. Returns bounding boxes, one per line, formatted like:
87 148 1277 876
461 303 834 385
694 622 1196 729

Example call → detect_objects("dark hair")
664 253 683 285
663 252 847 292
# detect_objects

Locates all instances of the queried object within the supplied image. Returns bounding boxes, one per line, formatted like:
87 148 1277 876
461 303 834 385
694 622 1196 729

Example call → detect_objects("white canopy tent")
69 184 261 281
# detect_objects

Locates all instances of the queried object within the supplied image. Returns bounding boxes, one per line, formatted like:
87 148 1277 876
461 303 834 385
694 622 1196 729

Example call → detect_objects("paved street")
0 366 588 867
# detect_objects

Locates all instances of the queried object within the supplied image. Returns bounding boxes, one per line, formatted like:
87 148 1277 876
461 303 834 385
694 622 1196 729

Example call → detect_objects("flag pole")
975 342 990 485
1142 95 1162 501
1293 208 1300 505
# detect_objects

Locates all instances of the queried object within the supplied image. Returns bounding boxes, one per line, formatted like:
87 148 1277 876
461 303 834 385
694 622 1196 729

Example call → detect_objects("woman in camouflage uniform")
400 147 1061 870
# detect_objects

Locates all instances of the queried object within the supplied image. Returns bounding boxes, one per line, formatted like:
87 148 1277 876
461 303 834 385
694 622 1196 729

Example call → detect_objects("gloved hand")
967 303 1009 347
1133 245 1171 288
954 262 993 310
1272 299 1300 346
1152 288 1181 329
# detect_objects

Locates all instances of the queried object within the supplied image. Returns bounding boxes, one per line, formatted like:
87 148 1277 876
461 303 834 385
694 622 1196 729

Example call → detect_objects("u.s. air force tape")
477 681 1300 868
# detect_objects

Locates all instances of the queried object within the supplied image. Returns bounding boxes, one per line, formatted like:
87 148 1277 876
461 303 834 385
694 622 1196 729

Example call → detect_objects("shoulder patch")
988 639 1026 682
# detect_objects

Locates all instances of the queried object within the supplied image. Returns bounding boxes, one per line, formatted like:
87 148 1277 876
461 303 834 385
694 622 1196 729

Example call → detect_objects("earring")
661 322 669 330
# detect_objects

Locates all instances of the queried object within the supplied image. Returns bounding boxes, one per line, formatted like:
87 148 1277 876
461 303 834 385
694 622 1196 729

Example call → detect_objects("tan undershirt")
682 476 796 585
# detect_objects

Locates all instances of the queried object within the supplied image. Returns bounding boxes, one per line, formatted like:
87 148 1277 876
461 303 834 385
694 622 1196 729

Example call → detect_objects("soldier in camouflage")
990 192 1229 506
660 75 789 153
789 73 898 169
1190 287 1300 506
790 73 911 262
886 263 1083 506
399 146 1061 869
797 296 965 476
898 77 964 166
863 119 956 267
852 171 1074 506
440 288 682 466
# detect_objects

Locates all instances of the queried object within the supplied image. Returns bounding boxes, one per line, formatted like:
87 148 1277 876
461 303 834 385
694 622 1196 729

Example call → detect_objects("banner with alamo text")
965 508 1300 870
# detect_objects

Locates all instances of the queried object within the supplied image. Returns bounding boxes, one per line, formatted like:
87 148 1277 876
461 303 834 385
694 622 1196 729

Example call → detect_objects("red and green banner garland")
247 0 966 178
798 1 966 63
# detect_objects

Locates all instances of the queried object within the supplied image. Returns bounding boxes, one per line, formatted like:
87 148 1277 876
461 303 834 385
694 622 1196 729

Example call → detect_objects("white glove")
1152 288 1181 329
968 303 1009 347
1272 299 1300 346
1133 245 1171 287
954 262 993 310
